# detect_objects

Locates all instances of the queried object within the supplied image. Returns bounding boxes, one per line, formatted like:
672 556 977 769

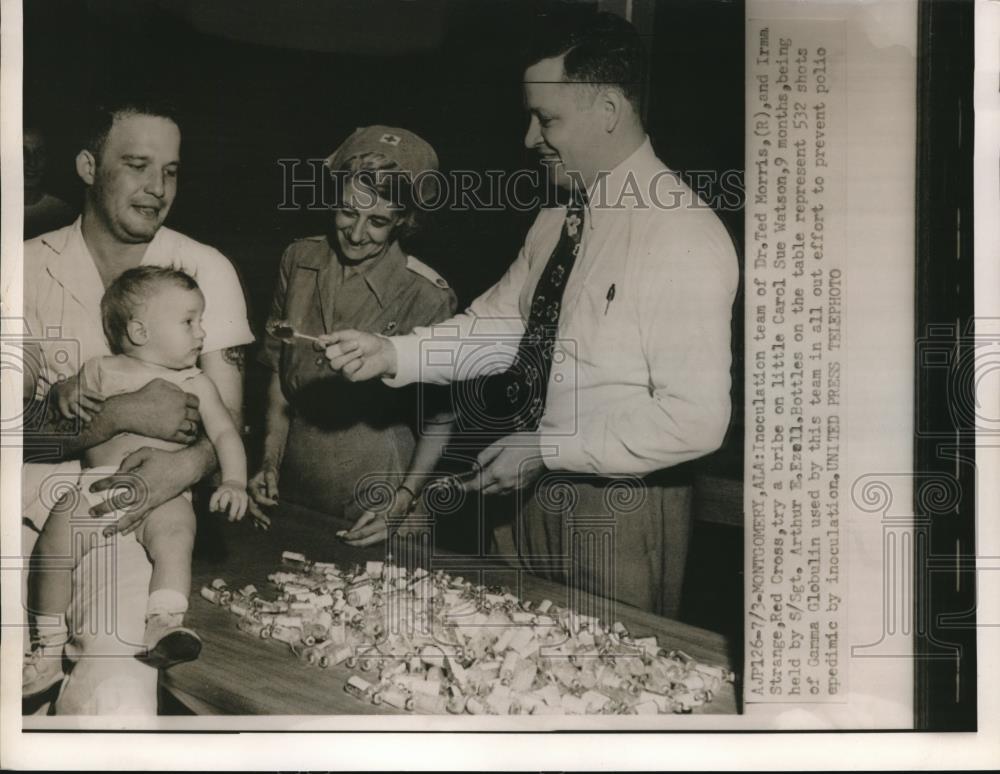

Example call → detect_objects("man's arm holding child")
88 347 246 533
24 367 200 461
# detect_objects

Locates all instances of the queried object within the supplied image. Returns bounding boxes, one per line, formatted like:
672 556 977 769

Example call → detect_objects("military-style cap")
324 125 438 178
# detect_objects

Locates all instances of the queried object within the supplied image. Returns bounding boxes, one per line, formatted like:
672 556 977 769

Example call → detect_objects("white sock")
146 589 189 619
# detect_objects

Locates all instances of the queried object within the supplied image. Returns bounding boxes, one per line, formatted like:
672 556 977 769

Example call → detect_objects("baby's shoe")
134 612 202 669
23 641 66 698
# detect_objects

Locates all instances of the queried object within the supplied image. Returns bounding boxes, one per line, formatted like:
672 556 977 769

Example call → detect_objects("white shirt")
23 217 254 398
387 138 739 476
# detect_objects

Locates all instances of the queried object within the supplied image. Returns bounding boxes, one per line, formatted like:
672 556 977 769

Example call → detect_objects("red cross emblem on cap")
379 133 401 146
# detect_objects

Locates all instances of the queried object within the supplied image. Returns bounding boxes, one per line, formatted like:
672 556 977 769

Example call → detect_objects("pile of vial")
200 550 734 715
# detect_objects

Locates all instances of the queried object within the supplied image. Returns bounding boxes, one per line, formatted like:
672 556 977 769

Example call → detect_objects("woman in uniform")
249 126 456 533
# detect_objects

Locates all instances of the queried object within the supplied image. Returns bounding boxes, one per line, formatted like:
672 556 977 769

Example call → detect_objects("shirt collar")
298 236 406 309
43 214 173 266
39 217 106 311
294 237 335 270
38 216 79 256
343 240 407 308
40 216 182 310
585 136 679 220
139 224 175 266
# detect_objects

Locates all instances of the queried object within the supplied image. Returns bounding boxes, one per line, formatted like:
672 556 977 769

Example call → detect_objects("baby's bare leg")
133 495 201 668
136 495 196 599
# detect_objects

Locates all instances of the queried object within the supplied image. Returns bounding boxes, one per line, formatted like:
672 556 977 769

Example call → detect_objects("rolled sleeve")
198 254 254 354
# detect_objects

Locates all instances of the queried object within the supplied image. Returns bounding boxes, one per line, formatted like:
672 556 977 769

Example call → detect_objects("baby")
24 266 249 697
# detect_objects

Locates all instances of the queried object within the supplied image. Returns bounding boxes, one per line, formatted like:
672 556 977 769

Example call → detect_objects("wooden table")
164 502 738 716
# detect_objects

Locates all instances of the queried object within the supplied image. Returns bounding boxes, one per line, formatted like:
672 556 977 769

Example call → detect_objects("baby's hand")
210 480 249 522
51 374 104 423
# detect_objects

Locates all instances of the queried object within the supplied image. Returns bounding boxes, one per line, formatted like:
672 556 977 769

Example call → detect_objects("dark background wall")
25 0 744 639
25 0 742 322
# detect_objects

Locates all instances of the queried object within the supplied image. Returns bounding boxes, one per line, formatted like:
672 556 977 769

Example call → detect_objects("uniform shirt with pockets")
260 236 453 398
258 235 456 513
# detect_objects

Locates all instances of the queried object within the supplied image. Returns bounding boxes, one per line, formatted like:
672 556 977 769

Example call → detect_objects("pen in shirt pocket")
604 283 616 315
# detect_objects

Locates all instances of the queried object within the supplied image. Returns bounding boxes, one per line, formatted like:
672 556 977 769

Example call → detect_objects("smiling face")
85 113 180 244
132 284 206 369
332 179 403 265
523 55 609 191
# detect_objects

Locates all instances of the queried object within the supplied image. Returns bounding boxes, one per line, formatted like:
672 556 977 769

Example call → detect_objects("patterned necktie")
499 198 586 432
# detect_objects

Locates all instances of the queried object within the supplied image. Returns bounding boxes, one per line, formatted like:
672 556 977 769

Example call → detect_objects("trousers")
503 470 693 619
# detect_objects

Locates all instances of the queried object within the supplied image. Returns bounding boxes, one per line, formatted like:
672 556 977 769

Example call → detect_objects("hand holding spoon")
267 319 323 344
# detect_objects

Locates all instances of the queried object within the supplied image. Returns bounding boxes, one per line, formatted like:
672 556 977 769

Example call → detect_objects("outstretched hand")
211 480 249 521
247 465 278 530
337 486 415 547
317 330 397 382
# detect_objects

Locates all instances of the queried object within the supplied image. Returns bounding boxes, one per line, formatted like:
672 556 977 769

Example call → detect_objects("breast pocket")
284 266 324 336
567 280 632 370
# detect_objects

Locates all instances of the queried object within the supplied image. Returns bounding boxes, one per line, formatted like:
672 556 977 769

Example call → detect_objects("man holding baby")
21 97 253 714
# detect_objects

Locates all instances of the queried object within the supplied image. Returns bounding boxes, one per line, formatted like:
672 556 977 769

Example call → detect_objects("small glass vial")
445 693 467 714
500 651 519 685
281 550 310 570
347 583 373 609
344 675 374 702
464 696 489 715
374 687 415 711
269 624 301 646
237 618 270 638
320 645 353 669
199 586 224 605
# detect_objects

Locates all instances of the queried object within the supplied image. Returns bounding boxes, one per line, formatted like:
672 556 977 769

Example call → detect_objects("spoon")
267 319 323 344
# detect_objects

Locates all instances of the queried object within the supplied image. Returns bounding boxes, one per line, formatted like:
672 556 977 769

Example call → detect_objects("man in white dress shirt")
322 9 738 617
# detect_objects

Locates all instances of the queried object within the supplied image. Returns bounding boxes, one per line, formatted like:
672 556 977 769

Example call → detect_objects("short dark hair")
101 266 199 354
524 6 644 111
82 96 181 160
